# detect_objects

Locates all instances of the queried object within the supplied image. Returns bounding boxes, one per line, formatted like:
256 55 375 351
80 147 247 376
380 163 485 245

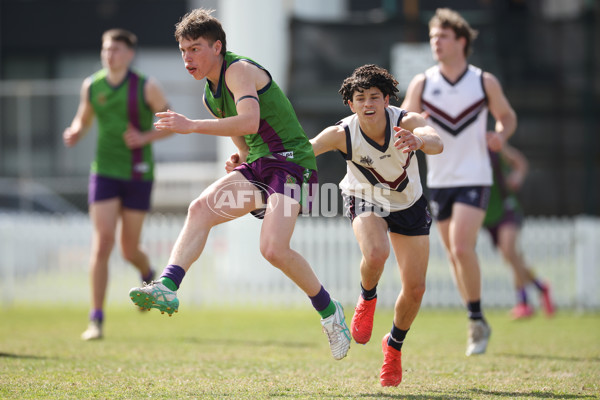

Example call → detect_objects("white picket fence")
1 212 598 310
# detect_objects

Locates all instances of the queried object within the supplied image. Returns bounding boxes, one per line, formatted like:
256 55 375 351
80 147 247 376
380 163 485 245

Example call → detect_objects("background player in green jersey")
64 29 171 340
484 144 555 319
128 8 350 361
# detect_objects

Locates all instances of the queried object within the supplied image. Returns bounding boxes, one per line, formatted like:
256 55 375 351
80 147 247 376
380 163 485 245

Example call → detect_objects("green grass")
1 305 599 399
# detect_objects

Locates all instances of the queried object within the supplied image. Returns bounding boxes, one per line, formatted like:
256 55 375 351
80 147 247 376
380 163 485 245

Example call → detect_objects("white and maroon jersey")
338 106 423 212
421 64 492 188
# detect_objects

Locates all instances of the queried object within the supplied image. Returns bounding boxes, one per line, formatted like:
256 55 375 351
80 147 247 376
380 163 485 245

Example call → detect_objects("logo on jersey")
134 162 150 174
359 155 374 167
96 92 107 106
278 151 294 159
285 174 297 185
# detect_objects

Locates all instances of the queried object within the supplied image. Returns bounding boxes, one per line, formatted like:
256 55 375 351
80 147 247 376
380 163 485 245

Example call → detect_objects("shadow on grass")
182 337 316 349
496 352 600 363
349 389 597 400
0 352 50 360
469 388 596 399
355 394 470 399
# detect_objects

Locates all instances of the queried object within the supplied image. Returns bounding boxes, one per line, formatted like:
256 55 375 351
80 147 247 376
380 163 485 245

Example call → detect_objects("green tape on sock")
160 277 177 291
318 300 336 319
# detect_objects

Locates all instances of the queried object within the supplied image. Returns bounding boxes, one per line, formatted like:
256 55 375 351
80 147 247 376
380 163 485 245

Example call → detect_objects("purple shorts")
428 186 491 221
234 155 318 218
88 174 153 211
485 209 524 247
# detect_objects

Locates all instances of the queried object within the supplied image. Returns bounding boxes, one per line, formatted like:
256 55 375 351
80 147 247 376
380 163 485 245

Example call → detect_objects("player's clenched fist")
225 153 242 173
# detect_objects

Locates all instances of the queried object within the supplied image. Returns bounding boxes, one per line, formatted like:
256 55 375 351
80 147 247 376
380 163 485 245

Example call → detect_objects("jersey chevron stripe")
423 98 486 136
351 151 414 192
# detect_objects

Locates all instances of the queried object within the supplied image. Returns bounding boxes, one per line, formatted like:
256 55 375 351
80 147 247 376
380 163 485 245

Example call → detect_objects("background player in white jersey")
311 64 443 386
401 8 517 356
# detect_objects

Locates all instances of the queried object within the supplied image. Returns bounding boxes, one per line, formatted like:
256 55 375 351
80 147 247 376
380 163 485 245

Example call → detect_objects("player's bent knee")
363 247 390 268
121 247 140 264
187 197 218 225
93 235 115 257
259 243 289 268
403 283 426 303
450 243 472 260
187 197 205 215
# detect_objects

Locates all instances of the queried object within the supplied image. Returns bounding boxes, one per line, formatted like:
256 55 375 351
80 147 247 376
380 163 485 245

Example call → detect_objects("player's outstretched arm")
310 125 347 157
397 112 443 155
154 61 262 137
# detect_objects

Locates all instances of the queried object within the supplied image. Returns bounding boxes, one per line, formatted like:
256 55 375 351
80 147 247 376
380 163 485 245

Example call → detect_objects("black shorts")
428 186 491 222
343 194 432 236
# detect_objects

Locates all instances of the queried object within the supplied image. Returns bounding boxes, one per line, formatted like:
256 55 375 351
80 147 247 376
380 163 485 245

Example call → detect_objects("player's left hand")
394 126 424 153
63 126 81 148
225 153 242 173
154 109 194 134
506 170 525 192
486 131 504 152
123 123 147 149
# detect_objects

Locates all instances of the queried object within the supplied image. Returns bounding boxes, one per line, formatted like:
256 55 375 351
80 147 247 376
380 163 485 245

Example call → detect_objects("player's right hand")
63 127 79 148
154 109 194 134
225 153 241 173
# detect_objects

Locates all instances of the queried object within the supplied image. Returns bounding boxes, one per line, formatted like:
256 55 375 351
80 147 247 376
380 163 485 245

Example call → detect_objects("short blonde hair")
102 29 137 49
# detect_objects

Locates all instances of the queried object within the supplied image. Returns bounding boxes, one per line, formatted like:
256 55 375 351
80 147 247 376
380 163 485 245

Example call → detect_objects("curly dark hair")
338 64 399 105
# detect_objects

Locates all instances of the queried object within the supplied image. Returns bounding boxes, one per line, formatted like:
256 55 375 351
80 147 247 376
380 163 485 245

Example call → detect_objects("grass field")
1 305 599 399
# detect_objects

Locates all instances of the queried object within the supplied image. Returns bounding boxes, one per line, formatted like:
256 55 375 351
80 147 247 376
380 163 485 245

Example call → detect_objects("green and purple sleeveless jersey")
483 150 523 227
89 69 155 181
203 52 317 171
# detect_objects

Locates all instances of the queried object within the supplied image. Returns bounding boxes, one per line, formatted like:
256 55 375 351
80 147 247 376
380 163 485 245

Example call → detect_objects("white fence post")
574 215 600 310
0 215 16 305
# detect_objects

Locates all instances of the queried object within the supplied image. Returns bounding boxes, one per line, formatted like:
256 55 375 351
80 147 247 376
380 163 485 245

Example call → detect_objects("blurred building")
0 0 598 215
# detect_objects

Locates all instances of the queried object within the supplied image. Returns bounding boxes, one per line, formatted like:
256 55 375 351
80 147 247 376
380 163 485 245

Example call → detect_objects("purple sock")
309 285 331 312
532 279 546 292
160 264 186 289
142 268 155 282
89 309 103 323
517 288 528 304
